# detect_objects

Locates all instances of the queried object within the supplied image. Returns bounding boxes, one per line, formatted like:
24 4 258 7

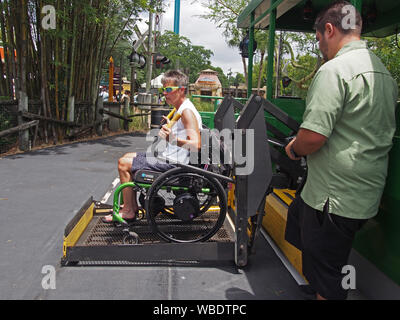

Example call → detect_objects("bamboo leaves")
0 0 149 142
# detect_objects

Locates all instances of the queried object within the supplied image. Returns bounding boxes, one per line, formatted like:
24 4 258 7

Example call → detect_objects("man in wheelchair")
102 70 203 223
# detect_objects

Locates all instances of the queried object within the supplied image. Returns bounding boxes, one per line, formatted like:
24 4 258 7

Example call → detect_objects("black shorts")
131 152 175 173
285 196 367 300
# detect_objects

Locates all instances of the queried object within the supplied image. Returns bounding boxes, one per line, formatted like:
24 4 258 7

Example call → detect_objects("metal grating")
83 211 232 246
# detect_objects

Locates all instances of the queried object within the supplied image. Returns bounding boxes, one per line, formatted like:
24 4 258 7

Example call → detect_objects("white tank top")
162 99 202 164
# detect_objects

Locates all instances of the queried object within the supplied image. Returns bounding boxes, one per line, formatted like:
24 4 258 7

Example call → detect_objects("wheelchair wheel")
145 167 227 243
123 231 139 245
160 195 214 217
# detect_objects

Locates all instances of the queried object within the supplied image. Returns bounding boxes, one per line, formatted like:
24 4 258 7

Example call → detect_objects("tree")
279 32 322 97
154 31 214 83
254 30 269 93
207 66 229 88
0 0 150 144
248 31 322 98
196 0 251 82
366 34 400 94
197 0 321 95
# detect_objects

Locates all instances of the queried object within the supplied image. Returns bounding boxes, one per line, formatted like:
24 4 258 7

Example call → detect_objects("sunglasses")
159 86 184 94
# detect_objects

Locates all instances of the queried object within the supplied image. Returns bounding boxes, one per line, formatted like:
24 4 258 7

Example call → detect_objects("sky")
138 0 244 76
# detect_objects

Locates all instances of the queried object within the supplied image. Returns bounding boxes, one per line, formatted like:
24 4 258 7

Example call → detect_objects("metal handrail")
191 95 248 112
191 95 247 102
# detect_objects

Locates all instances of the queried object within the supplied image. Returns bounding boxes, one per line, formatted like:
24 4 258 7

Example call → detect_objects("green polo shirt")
300 40 398 219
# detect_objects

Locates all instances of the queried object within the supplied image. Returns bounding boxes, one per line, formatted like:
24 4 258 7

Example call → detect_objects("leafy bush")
191 98 215 112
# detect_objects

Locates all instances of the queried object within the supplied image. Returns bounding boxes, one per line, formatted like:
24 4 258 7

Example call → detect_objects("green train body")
200 0 400 296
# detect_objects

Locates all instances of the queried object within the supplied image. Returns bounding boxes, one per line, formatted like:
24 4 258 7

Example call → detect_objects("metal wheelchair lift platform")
62 196 236 266
61 95 300 267
61 96 242 266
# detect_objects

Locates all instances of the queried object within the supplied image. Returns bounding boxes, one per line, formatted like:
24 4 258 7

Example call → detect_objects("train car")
236 0 400 299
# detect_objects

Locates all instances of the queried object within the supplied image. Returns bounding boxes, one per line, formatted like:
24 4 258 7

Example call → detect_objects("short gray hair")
161 70 188 93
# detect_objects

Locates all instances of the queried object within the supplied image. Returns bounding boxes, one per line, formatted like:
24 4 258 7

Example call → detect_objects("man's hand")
285 137 301 161
285 129 327 160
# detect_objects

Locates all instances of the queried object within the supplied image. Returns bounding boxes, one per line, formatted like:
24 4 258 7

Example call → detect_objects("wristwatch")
290 144 300 158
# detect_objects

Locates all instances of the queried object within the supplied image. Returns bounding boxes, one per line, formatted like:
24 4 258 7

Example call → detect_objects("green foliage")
196 0 250 47
155 31 214 83
285 32 320 56
92 0 151 93
0 111 12 131
283 54 319 99
191 98 214 112
0 106 17 152
366 35 400 95
235 73 245 85
254 29 269 54
207 66 229 88
197 1 400 100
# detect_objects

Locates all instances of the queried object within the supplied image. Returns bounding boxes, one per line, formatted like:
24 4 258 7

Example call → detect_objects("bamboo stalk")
39 0 48 144
54 0 62 140
8 1 19 100
0 0 12 96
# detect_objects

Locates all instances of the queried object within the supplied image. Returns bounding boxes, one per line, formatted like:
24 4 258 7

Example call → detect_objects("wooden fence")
0 98 138 154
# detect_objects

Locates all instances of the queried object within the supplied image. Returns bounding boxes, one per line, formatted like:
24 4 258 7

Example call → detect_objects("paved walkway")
0 133 338 300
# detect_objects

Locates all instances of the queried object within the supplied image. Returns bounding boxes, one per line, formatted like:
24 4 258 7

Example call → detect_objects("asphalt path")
0 133 306 300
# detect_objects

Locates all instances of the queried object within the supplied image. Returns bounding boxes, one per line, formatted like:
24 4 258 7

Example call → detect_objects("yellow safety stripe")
62 202 94 258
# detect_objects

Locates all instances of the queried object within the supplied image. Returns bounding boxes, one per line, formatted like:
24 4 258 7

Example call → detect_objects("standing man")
285 1 398 300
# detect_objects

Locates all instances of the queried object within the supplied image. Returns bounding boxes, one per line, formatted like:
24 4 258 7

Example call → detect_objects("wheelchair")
110 128 233 245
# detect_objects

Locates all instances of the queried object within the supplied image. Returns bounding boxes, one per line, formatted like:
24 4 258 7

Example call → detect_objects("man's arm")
285 128 327 160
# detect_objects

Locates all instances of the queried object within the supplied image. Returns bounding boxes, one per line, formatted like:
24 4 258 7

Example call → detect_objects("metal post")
214 99 218 112
174 0 180 34
145 5 155 130
119 53 123 100
109 57 114 102
131 64 136 96
266 0 277 101
247 12 255 98
146 6 154 93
